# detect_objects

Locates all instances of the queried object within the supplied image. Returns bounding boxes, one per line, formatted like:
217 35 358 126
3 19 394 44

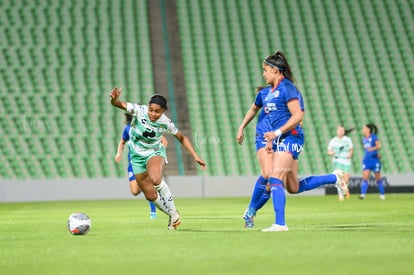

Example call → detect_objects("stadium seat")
177 0 413 175
1 0 412 179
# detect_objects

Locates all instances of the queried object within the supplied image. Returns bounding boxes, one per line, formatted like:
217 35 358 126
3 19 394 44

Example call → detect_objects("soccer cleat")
345 189 351 199
332 169 348 196
243 209 255 228
168 211 181 230
359 194 366 200
380 195 385 200
150 212 157 219
261 224 289 232
338 196 344 202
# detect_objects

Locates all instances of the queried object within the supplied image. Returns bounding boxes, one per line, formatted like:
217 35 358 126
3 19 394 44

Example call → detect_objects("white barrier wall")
0 174 412 202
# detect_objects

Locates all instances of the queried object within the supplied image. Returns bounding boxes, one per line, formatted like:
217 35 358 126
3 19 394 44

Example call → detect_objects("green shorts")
333 162 351 173
130 146 167 175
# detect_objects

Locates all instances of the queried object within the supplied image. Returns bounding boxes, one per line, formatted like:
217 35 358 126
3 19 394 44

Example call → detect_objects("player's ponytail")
338 125 354 136
366 123 378 134
264 50 295 83
344 127 354 135
256 86 268 93
124 113 133 125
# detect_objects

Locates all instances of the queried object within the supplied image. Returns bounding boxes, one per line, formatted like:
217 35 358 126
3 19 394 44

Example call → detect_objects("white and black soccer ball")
68 212 91 235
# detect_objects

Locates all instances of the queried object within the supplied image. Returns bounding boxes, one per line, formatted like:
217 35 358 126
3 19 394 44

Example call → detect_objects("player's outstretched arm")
174 131 206 170
109 87 127 110
237 104 260 145
114 138 126 163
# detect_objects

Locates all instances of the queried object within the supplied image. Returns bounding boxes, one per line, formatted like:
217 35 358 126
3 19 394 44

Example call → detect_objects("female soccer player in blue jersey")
115 113 171 219
359 123 385 200
237 86 275 227
328 126 354 201
110 88 206 229
260 51 347 232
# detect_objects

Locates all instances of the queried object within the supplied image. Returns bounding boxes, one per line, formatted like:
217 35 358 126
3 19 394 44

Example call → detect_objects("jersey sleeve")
327 138 335 150
372 134 378 145
254 92 263 108
283 85 300 103
122 125 130 141
297 91 305 111
348 137 354 148
126 102 140 115
166 119 179 135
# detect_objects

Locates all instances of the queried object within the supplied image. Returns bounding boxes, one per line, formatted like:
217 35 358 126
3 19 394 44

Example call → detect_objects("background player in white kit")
328 126 354 201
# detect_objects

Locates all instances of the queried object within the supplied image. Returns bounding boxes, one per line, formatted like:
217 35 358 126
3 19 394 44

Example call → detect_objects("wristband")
274 129 282 137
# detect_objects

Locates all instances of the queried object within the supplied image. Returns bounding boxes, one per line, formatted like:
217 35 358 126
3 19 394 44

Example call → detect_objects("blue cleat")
243 209 255 228
150 212 157 219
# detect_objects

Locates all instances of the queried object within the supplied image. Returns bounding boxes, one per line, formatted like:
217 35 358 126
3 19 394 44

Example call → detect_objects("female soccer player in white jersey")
328 126 354 201
115 113 169 219
110 88 206 229
260 51 347 232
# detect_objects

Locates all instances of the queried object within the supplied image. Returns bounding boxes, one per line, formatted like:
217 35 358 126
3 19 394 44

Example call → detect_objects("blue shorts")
255 133 268 151
362 159 381 173
273 134 305 160
127 164 135 181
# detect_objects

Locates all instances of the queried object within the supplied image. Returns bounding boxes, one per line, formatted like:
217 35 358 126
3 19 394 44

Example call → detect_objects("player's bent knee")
286 186 299 194
130 190 141 196
143 191 157 202
148 174 162 186
261 170 272 179
271 171 287 180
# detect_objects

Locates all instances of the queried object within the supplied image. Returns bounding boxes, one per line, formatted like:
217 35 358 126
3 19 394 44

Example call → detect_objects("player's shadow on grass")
179 228 252 233
321 224 395 231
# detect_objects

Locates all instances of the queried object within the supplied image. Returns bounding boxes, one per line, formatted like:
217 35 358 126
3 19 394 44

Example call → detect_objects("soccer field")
1 194 414 275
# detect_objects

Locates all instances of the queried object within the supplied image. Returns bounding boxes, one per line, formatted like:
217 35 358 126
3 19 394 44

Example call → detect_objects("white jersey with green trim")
126 102 178 156
327 136 353 165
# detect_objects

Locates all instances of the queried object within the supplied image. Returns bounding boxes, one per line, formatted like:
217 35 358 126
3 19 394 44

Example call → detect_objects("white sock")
336 186 344 199
155 180 177 216
152 194 170 215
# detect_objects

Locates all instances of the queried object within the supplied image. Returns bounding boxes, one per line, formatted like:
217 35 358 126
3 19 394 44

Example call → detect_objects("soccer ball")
67 212 91 235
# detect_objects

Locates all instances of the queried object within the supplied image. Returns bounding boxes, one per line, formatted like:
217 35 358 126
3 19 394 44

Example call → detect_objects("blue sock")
149 201 156 213
297 174 337 193
269 177 286 226
361 180 369 195
254 190 271 211
247 175 268 215
377 179 385 195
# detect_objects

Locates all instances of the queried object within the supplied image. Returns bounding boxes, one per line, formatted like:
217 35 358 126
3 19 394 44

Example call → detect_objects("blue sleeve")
298 91 305 111
122 125 130 141
254 92 263 108
371 134 378 145
283 85 299 103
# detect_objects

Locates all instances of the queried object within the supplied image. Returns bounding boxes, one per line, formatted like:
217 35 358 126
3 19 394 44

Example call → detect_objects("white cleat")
261 224 289 232
380 195 386 200
168 211 181 230
333 169 348 197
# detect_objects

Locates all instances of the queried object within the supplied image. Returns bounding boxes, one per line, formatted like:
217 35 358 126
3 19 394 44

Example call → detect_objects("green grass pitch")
1 194 414 274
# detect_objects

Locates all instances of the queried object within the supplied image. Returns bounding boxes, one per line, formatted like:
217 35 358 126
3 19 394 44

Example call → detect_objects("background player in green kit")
110 88 206 230
328 126 354 201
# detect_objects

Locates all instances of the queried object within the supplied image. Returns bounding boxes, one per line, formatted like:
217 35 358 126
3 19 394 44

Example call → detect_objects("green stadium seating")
0 0 154 179
177 0 414 175
0 0 412 179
